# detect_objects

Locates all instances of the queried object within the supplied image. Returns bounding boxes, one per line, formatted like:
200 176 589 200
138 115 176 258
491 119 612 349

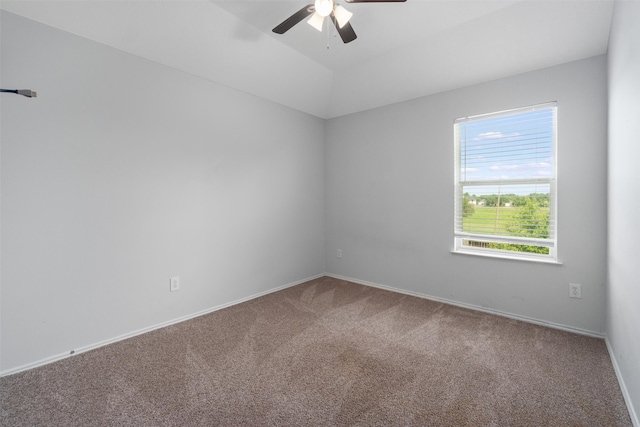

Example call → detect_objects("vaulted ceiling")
1 0 614 118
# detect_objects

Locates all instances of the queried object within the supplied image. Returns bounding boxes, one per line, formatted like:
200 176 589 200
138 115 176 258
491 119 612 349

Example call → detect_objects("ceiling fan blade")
273 4 314 34
345 0 406 2
330 14 357 44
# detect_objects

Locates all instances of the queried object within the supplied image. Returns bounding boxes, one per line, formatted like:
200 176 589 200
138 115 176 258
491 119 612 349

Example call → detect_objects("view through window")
453 102 557 261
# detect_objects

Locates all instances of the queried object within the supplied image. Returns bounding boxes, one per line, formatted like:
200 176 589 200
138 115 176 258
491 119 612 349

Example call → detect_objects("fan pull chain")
325 16 330 50
322 15 331 50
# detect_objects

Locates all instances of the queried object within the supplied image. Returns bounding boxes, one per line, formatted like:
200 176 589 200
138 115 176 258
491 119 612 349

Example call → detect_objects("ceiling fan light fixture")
307 12 325 31
314 0 334 17
275 0 408 43
333 5 353 28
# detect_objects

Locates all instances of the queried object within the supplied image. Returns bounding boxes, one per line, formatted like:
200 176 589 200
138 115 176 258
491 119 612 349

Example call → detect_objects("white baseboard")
605 338 640 427
0 273 324 378
325 273 605 338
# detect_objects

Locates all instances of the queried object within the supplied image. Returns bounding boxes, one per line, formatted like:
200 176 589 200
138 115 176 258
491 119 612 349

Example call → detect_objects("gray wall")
1 12 326 373
607 1 640 424
325 56 608 334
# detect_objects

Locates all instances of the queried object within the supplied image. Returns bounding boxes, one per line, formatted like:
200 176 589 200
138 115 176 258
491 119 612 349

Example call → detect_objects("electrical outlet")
569 283 582 299
170 276 180 292
337 249 342 259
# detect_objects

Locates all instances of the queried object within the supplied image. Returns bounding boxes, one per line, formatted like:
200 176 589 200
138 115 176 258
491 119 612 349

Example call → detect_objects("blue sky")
458 107 554 197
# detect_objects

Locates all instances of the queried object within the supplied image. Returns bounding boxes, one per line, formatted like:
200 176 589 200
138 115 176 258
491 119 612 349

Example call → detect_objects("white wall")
326 56 608 334
607 1 640 424
0 12 325 373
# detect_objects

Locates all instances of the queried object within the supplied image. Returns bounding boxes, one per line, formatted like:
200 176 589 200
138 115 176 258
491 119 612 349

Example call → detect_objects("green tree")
463 193 475 217
505 197 549 239
488 197 550 254
483 194 498 207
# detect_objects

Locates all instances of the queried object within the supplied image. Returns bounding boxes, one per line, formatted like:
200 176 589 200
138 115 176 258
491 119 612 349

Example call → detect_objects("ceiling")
214 0 522 71
1 0 614 118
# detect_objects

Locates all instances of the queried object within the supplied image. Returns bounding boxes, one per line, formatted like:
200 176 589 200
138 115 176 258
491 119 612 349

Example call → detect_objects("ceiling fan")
272 0 406 44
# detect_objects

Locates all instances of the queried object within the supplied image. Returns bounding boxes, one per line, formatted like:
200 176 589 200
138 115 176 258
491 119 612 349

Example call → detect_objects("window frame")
453 102 558 263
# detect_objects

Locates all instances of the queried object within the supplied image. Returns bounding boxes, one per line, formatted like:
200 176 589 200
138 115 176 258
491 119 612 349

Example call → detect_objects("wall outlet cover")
569 283 582 299
170 276 180 292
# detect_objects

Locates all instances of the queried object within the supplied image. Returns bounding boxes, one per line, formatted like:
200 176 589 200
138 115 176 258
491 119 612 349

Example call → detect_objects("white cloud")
490 164 518 171
473 131 520 141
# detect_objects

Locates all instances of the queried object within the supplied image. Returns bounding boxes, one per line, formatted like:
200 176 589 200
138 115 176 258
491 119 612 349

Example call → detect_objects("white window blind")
454 102 557 260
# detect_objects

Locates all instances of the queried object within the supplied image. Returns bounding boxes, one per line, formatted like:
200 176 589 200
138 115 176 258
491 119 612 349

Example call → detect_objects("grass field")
463 205 550 236
462 205 551 254
463 206 519 235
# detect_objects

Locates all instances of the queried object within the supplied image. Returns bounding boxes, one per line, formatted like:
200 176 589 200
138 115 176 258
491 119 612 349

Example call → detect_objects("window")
453 102 557 261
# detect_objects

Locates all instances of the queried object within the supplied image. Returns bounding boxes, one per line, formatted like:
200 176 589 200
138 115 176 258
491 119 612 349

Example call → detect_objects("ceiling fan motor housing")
272 0 406 43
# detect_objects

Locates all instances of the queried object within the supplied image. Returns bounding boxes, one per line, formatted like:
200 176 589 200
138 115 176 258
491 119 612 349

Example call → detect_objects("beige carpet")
0 276 632 426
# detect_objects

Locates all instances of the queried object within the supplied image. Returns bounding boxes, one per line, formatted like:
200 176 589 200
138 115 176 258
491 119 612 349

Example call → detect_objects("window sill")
451 249 563 265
